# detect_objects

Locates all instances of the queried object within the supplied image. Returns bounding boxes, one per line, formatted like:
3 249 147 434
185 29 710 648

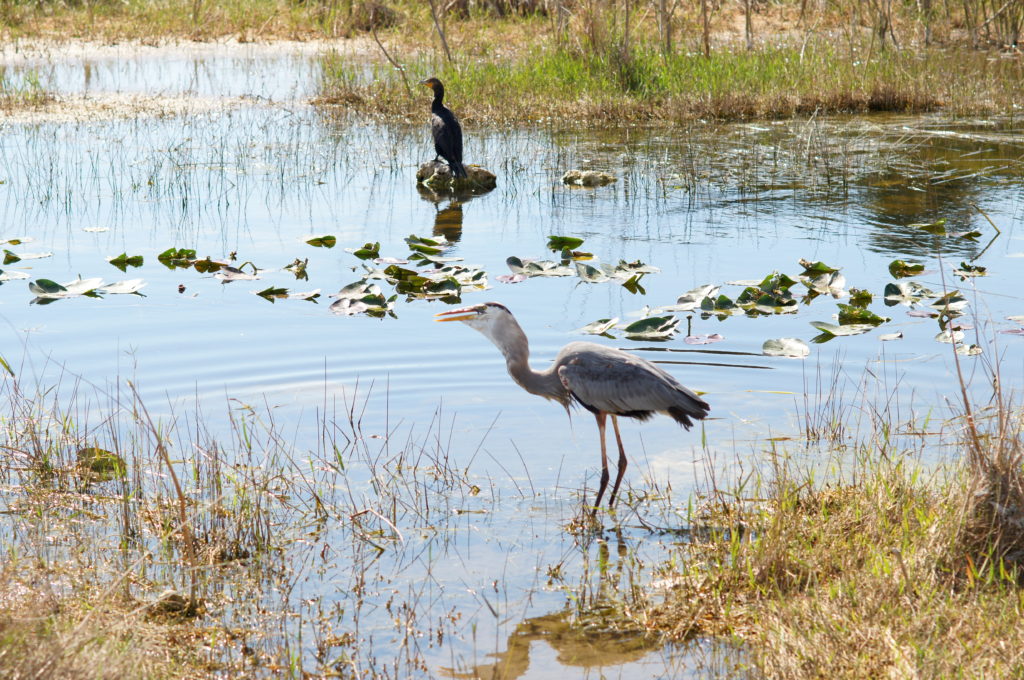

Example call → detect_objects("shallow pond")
1 42 1022 677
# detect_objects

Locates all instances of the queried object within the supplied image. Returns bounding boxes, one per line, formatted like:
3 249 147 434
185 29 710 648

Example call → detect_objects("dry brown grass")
642 399 1024 678
0 565 211 679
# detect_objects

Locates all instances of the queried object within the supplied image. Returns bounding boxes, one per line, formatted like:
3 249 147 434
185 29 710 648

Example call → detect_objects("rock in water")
562 169 617 187
417 161 497 191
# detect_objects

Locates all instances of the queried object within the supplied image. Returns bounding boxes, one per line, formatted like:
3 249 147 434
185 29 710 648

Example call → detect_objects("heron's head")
435 302 520 348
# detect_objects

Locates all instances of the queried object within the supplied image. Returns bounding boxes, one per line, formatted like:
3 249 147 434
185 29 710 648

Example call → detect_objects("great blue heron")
436 302 710 515
420 77 467 179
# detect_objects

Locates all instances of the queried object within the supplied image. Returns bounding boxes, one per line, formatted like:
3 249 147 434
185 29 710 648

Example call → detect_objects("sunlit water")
1 43 1023 677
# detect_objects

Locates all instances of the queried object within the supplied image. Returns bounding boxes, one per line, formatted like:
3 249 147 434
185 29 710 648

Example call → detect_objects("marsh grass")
0 369 491 677
318 40 1023 124
642 368 1024 678
0 67 52 109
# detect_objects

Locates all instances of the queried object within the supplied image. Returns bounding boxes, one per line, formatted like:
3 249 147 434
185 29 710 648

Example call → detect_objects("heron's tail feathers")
667 395 710 430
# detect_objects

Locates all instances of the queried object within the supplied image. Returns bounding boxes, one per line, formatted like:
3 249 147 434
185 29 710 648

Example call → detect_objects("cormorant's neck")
431 89 445 110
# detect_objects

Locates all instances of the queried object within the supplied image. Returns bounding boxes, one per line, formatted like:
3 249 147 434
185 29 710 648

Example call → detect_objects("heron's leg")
591 412 610 515
608 415 628 508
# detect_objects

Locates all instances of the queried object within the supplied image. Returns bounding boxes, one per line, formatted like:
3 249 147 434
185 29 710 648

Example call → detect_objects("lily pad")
935 329 965 344
547 235 585 251
879 332 903 341
929 291 969 314
953 261 987 279
956 344 983 356
848 288 872 307
157 247 198 269
214 266 260 282
4 250 52 264
621 316 679 340
284 258 308 280
657 285 720 313
0 270 29 281
305 235 337 248
909 218 946 234
798 259 839 275
578 318 619 335
762 338 810 358
98 279 146 295
889 260 926 279
107 253 144 272
575 262 610 283
506 256 574 278
346 242 380 259
884 281 935 306
30 277 105 299
836 304 888 326
621 275 646 295
329 280 396 318
809 321 876 337
802 270 847 296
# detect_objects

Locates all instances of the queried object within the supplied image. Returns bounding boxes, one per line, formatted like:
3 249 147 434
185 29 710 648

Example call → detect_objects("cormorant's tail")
451 161 468 179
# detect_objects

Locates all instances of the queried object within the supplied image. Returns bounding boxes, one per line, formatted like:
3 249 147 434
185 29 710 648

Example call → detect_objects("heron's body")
421 78 467 179
437 303 710 514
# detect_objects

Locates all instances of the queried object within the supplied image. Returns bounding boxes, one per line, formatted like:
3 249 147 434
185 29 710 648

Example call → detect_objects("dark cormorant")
420 77 467 179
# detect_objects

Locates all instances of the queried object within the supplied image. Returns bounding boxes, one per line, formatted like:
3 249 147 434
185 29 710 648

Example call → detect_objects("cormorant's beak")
419 79 433 89
435 306 480 322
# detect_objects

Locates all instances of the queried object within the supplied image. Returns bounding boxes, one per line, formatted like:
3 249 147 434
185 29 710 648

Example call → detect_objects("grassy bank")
639 383 1024 677
317 41 1023 123
0 0 1022 120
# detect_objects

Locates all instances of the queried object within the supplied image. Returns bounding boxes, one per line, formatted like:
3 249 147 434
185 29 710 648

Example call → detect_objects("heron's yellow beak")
435 307 478 322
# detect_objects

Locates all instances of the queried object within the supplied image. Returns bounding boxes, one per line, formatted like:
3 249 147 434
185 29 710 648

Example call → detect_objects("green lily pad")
622 315 679 340
889 260 925 279
347 242 380 260
798 259 839 275
836 304 888 326
622 274 646 295
305 235 337 248
547 235 585 251
909 218 947 234
848 288 873 307
107 253 144 271
256 286 290 301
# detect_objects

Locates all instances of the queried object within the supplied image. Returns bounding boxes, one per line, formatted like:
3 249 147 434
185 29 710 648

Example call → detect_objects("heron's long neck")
490 321 567 405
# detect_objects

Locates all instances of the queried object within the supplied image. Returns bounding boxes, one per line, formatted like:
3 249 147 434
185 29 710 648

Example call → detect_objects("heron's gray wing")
555 343 708 424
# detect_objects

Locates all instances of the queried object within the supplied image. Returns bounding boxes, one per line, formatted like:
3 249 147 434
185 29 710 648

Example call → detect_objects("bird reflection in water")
441 534 662 679
416 184 477 243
